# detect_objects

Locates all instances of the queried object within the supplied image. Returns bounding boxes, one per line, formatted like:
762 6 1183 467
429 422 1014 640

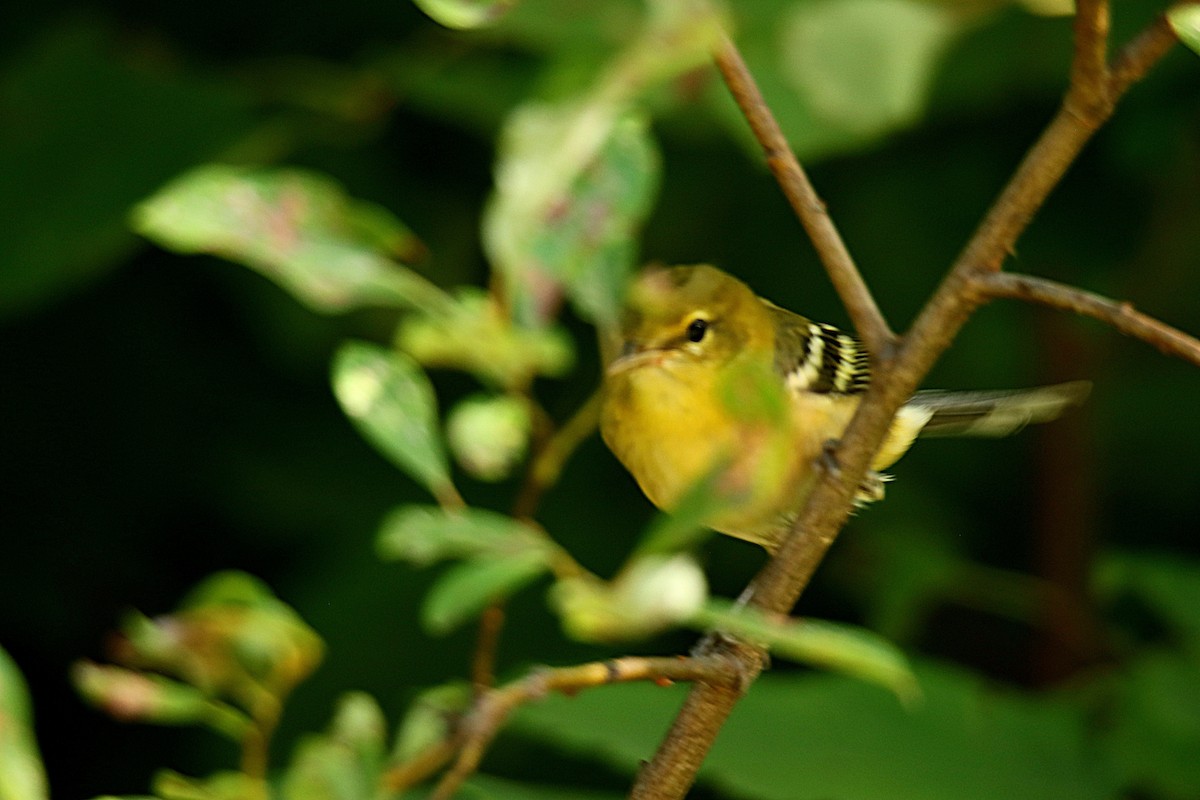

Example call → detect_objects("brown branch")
630 13 1184 800
426 655 742 800
976 271 1200 367
1071 0 1111 102
711 32 897 360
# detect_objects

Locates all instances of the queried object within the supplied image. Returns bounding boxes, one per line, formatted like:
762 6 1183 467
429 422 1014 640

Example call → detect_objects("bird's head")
607 264 770 377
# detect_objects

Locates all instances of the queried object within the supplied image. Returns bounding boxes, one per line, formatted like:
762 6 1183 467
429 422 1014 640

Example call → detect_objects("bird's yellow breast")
601 353 840 548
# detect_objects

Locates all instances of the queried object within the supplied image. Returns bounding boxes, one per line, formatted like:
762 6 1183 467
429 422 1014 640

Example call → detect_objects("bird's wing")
765 302 871 396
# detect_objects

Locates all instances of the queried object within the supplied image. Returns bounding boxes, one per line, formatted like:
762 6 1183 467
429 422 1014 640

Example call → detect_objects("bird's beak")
606 341 664 376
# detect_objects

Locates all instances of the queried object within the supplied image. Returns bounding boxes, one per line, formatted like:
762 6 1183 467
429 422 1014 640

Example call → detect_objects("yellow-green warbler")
600 264 1089 550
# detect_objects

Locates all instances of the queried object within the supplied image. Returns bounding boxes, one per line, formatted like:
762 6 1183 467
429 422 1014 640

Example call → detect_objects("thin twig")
630 14 1185 800
711 31 896 360
976 271 1200 367
1108 13 1182 97
511 389 603 520
430 656 742 800
1070 0 1111 102
471 605 507 697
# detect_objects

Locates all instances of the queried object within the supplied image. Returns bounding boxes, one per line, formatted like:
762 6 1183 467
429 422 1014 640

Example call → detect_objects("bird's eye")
685 317 709 343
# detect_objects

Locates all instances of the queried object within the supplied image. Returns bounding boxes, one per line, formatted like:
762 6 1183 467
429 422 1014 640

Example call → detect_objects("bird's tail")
907 380 1091 438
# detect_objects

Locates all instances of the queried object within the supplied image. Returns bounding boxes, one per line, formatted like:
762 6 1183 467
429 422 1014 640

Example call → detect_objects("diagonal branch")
711 32 897 360
629 11 1188 800
975 271 1200 367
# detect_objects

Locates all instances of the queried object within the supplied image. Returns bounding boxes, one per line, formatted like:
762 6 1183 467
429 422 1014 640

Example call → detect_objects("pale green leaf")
133 165 449 314
0 646 48 800
693 601 919 703
447 393 532 481
396 287 574 387
412 0 517 29
1169 4 1200 55
484 108 660 328
421 552 551 634
553 555 707 643
376 504 550 566
780 0 959 138
332 342 456 502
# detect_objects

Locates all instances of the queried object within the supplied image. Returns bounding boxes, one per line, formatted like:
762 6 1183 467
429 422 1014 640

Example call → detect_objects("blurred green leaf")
552 555 707 642
109 572 323 709
693 601 919 703
780 0 960 139
392 683 472 765
461 775 623 799
484 108 659 328
0 646 48 800
1100 651 1200 798
179 571 278 611
133 165 446 314
412 0 518 29
376 505 552 566
71 662 249 739
0 24 255 320
422 552 551 634
1096 551 1200 653
281 692 387 800
516 662 1115 800
332 342 458 505
153 770 267 800
396 288 574 388
482 2 720 327
634 465 727 556
446 393 532 481
1169 4 1200 55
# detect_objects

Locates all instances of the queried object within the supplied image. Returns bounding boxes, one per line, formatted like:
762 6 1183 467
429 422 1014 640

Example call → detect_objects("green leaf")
0 646 48 800
332 342 457 504
484 108 660 328
1169 4 1200 55
376 505 551 566
153 771 267 800
447 393 532 481
552 555 707 642
762 0 959 149
1101 651 1200 798
111 572 324 708
422 552 551 634
392 683 472 765
1096 551 1200 653
693 601 919 703
478 1 723 328
71 662 249 739
515 662 1113 800
281 693 387 800
396 287 574 388
412 0 518 29
133 165 448 314
462 775 624 800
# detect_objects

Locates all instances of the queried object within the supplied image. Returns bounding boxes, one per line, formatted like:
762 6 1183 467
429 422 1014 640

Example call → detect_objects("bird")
599 264 1090 551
